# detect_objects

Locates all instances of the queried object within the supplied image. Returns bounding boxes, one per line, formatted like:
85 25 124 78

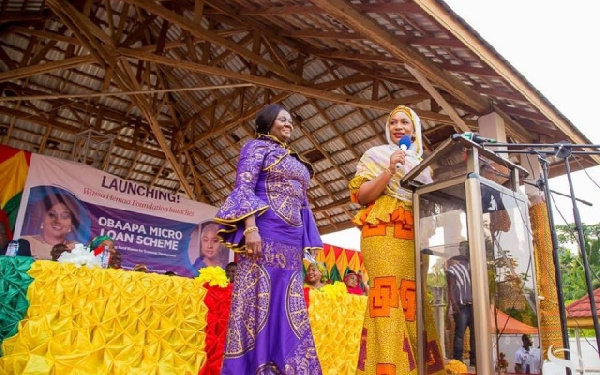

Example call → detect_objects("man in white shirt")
514 334 533 373
528 346 541 374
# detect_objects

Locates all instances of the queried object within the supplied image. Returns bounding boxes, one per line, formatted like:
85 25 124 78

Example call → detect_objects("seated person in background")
133 263 148 272
109 251 122 269
344 270 365 295
89 235 116 256
225 261 238 283
304 262 328 290
303 262 329 307
0 238 32 257
50 243 70 261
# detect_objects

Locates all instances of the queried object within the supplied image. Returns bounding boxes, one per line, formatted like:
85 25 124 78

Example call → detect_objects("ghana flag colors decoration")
0 257 366 374
0 146 31 237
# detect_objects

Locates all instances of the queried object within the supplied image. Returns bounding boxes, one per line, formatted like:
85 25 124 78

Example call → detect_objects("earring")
40 223 44 229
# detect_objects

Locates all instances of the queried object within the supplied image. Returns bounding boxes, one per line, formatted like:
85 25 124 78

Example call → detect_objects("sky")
322 0 600 250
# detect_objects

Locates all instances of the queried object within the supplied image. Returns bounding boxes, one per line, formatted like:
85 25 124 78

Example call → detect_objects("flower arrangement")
497 352 508 373
197 266 229 287
445 359 468 374
57 243 102 268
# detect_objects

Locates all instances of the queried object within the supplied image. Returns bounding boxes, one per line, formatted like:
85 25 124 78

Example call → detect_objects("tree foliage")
556 224 600 303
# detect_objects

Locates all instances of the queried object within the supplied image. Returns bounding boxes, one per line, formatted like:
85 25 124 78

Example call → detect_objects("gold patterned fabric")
0 261 208 375
530 201 564 358
356 226 445 375
349 106 443 373
306 284 367 375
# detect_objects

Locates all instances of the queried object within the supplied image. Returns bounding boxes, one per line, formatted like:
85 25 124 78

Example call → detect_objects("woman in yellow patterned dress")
349 105 445 375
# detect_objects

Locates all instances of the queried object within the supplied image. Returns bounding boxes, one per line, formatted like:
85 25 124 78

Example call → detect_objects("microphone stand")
556 144 600 357
492 174 593 207
482 140 600 365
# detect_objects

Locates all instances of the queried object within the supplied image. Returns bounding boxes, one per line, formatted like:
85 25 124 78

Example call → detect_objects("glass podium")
401 135 540 374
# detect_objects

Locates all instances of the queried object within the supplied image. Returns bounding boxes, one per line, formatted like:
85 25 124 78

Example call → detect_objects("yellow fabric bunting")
334 251 349 278
315 249 327 264
347 252 362 274
324 249 338 277
307 284 367 375
0 261 209 375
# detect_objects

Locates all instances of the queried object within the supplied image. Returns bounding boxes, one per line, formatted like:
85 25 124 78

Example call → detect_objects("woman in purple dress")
215 104 323 374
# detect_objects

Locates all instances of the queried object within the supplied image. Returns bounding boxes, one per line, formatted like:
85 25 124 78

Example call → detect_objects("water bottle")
5 240 19 256
100 245 110 268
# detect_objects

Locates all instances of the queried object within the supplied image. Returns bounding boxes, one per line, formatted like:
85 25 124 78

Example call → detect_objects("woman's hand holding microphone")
387 150 406 175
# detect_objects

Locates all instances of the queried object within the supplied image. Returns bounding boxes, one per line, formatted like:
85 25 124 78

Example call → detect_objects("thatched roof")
0 0 596 233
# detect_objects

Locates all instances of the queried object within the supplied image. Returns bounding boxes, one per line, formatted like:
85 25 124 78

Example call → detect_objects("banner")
14 153 226 277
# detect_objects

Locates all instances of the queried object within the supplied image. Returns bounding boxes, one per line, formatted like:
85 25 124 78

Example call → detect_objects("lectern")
401 135 541 374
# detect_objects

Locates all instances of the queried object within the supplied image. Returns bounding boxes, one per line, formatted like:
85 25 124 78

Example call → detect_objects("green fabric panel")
0 256 34 355
3 192 22 233
328 264 342 283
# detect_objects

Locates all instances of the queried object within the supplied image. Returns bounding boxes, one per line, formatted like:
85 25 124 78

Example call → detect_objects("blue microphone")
396 135 412 169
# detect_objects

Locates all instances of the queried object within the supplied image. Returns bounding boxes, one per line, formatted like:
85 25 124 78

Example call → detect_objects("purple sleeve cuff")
215 140 270 223
214 140 270 252
301 207 323 251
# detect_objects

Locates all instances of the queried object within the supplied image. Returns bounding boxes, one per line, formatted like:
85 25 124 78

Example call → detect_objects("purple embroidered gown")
215 136 323 375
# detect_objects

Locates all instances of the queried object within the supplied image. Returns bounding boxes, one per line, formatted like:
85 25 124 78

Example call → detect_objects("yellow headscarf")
308 262 329 283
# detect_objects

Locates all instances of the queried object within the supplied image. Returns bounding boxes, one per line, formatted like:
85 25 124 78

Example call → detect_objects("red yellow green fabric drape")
304 244 370 285
0 257 34 354
306 283 367 374
198 283 232 375
0 146 31 234
0 260 209 374
0 258 367 374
